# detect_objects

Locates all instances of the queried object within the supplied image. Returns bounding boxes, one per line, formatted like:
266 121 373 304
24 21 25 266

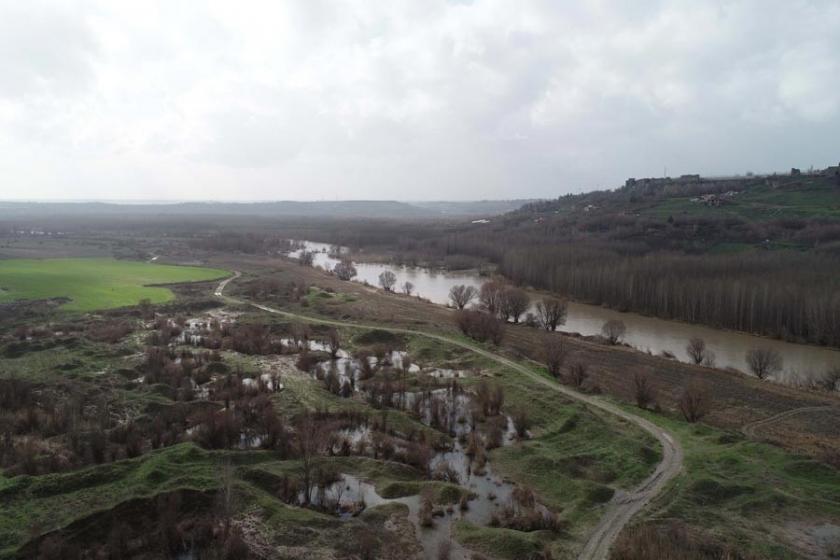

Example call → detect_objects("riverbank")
289 240 840 380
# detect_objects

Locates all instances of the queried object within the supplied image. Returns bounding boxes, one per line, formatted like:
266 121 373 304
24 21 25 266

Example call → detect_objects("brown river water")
291 241 840 381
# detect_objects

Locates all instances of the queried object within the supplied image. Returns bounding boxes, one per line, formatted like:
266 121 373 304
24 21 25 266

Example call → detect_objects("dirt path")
216 272 683 560
741 406 838 440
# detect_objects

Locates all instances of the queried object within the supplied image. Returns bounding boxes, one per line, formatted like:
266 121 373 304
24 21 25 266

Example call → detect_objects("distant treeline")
264 215 840 347
6 187 839 346
495 243 840 347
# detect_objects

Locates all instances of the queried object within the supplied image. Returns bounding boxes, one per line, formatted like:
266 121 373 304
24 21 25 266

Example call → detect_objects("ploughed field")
0 258 228 311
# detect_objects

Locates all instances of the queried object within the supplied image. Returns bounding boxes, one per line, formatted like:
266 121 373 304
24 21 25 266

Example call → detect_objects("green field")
0 258 228 311
640 181 840 222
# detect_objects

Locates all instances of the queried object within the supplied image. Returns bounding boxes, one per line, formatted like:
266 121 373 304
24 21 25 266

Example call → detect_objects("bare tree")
633 374 656 409
501 287 530 323
543 336 568 378
817 366 840 392
601 320 626 345
536 297 567 331
401 281 414 296
137 298 154 320
512 408 532 438
290 322 311 350
449 285 478 309
454 310 505 345
378 271 397 292
686 337 707 365
333 258 357 281
297 413 324 504
298 250 315 267
745 347 782 380
678 383 710 423
326 328 340 359
479 281 506 316
568 362 589 388
218 460 235 537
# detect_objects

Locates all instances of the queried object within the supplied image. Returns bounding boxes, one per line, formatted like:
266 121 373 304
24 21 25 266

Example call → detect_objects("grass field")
625 404 840 559
640 181 840 222
0 258 228 311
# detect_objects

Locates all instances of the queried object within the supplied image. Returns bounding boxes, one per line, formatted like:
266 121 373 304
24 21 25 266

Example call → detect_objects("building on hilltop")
822 163 840 178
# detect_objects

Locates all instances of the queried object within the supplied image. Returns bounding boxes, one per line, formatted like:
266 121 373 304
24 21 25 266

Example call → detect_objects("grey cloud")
0 2 99 99
0 0 839 201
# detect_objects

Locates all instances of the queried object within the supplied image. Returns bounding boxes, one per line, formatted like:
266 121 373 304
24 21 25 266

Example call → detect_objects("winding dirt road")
215 272 683 560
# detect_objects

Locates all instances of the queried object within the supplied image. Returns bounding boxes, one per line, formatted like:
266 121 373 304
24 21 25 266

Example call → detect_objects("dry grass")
612 521 759 560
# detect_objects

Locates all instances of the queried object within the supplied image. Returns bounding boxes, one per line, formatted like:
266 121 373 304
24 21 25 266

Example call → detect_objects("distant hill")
0 199 535 221
495 170 840 253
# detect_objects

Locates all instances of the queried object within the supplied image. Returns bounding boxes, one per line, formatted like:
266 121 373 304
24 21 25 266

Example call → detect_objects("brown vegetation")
678 383 711 423
602 320 627 345
454 309 505 345
448 284 478 309
535 297 567 331
745 347 783 380
633 374 656 409
543 336 568 379
612 521 757 560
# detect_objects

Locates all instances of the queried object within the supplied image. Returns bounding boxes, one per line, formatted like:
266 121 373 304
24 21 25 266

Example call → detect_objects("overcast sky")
1 1 839 201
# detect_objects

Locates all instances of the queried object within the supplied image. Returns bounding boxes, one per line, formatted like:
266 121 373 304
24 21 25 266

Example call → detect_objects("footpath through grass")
0 258 228 311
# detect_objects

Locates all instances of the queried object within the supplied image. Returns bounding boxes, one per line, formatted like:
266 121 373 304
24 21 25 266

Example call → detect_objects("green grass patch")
0 258 228 311
454 521 547 559
491 404 658 528
641 182 840 223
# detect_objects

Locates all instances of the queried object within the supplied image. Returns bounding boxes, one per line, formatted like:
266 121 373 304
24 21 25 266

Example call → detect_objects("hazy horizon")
2 1 839 201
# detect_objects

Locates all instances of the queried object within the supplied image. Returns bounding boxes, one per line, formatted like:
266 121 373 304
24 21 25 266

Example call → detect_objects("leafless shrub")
298 250 315 266
500 287 530 323
432 461 461 485
678 383 710 423
449 284 478 309
512 409 532 439
326 328 341 359
745 347 782 380
475 381 504 417
686 337 707 365
536 298 567 331
567 362 589 388
817 366 840 392
333 258 357 281
543 336 568 378
454 310 505 345
634 374 656 409
401 281 414 295
601 320 626 345
378 271 397 292
479 280 506 315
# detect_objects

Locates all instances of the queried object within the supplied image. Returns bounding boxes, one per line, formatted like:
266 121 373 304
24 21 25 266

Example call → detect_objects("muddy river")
290 241 840 379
